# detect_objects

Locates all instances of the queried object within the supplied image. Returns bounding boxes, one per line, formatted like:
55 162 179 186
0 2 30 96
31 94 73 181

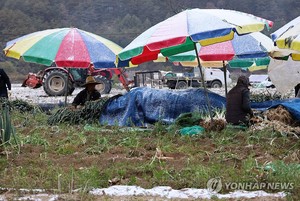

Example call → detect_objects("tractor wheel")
43 70 74 96
175 81 188 89
94 75 112 94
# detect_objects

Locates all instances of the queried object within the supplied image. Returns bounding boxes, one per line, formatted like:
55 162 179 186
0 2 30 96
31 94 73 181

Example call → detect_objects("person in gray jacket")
226 75 253 126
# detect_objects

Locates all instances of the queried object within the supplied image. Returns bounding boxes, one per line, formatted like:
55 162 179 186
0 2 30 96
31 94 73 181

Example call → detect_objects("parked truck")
133 68 232 89
163 68 232 89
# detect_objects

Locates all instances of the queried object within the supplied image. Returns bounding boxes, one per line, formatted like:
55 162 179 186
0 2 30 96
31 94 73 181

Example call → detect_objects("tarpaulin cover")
99 87 300 127
99 87 226 127
251 98 300 121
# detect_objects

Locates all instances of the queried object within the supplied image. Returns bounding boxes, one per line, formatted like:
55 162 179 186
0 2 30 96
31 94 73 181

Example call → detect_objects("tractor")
22 65 133 96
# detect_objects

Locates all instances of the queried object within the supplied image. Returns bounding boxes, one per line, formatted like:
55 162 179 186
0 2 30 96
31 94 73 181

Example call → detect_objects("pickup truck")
162 68 232 89
133 68 232 89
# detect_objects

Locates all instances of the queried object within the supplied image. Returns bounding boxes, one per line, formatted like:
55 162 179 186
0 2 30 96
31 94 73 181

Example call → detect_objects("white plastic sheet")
268 58 300 94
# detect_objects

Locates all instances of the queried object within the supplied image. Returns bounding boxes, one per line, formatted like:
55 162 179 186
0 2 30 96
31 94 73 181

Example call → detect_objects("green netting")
180 125 205 135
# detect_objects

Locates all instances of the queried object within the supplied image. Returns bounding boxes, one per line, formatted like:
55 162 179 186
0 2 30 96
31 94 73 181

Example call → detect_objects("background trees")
0 0 298 81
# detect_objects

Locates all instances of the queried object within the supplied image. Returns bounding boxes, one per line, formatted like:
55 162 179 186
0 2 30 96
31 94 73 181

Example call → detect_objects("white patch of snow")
89 185 286 199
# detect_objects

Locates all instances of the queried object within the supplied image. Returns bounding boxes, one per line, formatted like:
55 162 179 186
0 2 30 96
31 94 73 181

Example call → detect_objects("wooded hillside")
0 0 299 80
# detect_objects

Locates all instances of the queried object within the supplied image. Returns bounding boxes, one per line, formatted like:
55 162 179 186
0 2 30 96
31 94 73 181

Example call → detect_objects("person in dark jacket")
226 75 253 126
72 76 101 108
0 68 11 98
294 83 300 98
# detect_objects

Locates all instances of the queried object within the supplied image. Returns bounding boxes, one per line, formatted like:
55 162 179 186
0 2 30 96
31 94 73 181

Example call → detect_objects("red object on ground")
22 73 42 89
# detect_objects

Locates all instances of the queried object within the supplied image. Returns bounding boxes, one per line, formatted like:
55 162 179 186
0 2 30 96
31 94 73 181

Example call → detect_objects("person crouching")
72 76 101 109
226 75 253 126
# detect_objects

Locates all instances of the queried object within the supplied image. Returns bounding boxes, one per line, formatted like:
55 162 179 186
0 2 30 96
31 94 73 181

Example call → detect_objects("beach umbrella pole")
194 42 213 122
223 61 228 97
64 68 70 106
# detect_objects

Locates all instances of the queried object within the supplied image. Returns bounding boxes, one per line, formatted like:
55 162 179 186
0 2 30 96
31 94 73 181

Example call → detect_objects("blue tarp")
99 87 226 126
99 87 300 127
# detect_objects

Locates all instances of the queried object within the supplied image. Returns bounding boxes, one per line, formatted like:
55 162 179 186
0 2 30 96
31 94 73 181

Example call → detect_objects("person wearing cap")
0 68 11 99
225 75 253 126
72 76 101 108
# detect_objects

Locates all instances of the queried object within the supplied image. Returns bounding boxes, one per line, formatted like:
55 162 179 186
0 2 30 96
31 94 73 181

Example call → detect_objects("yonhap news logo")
207 178 294 193
207 178 222 193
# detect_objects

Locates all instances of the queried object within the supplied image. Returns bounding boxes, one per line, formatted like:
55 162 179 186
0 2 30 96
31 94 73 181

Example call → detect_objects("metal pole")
193 42 213 122
223 61 228 97
64 68 70 106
